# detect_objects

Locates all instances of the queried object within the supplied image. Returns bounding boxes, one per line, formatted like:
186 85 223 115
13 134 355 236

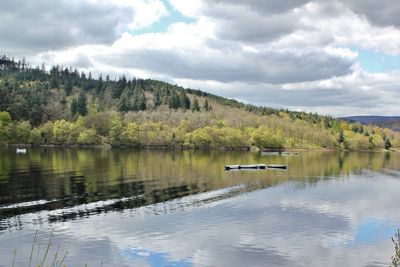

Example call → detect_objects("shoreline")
1 143 397 152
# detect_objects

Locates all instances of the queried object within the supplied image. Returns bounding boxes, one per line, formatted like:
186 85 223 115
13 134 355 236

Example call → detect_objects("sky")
1 0 400 116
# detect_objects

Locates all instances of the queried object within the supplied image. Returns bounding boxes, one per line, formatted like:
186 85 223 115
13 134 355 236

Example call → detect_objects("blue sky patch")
129 0 196 35
354 48 400 73
121 248 193 267
348 219 397 246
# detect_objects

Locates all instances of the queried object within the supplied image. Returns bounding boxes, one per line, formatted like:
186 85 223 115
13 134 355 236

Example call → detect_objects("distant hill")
1 55 400 150
341 116 400 131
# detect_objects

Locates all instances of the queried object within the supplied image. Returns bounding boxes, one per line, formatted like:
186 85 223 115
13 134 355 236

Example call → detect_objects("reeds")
11 230 67 267
392 229 400 267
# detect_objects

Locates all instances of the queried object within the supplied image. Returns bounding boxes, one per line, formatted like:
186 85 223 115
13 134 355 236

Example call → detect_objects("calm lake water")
0 148 400 266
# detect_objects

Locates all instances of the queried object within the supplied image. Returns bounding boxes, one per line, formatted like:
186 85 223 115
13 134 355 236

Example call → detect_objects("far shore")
1 143 398 152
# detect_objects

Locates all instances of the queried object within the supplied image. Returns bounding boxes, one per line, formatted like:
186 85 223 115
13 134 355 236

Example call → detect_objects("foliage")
1 55 400 150
120 123 140 146
77 129 99 145
251 126 284 149
14 121 31 144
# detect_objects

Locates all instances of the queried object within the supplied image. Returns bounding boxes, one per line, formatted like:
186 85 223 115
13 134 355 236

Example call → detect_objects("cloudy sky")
1 0 400 116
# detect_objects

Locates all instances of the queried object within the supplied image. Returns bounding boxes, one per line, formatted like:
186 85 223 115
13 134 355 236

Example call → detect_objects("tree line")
0 55 399 150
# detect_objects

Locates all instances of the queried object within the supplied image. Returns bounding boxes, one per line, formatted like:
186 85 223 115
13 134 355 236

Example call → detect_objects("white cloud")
2 0 400 115
128 0 169 30
168 0 203 18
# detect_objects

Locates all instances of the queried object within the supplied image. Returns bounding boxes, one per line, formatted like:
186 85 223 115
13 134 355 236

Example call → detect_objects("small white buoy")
16 148 27 154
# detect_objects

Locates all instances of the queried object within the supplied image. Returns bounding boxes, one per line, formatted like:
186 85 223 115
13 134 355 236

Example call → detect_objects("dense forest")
0 55 399 150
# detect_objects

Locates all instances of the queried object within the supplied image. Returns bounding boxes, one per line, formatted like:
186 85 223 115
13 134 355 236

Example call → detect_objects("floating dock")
267 164 288 170
224 164 288 171
224 164 266 171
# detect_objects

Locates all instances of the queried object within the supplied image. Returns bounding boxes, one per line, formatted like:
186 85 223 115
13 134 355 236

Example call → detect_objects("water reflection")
0 148 400 266
0 149 399 227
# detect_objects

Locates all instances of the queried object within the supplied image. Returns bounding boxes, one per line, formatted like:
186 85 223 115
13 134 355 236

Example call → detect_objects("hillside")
1 55 400 150
342 116 400 131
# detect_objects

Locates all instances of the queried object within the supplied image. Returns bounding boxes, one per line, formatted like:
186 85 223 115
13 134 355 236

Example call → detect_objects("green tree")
251 126 284 149
120 123 140 146
52 120 71 144
118 90 131 112
180 91 191 110
77 129 99 145
77 91 88 116
64 79 73 96
0 111 12 143
40 121 54 144
0 111 12 125
113 75 127 98
153 90 162 108
203 98 211 111
96 74 103 94
71 98 78 116
137 91 147 111
168 91 180 109
29 128 43 145
14 121 32 144
109 116 123 145
192 97 200 112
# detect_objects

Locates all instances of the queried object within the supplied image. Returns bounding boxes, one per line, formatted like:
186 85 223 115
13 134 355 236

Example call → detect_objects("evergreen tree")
113 75 127 98
137 91 147 111
50 76 60 89
71 98 78 116
169 91 180 109
153 90 162 108
180 91 191 110
96 74 103 94
118 91 131 112
64 78 73 96
77 91 88 116
203 98 211 111
192 97 200 112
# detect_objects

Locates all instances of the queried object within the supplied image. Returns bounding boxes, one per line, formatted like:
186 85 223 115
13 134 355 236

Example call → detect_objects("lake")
0 148 399 266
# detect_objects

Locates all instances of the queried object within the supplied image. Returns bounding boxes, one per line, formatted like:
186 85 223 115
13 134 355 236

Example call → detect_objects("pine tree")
169 91 180 109
113 75 127 98
180 91 191 110
203 98 210 111
153 90 162 108
192 97 200 112
137 91 147 111
71 98 78 116
118 91 131 112
64 78 73 96
77 91 88 116
96 74 103 94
